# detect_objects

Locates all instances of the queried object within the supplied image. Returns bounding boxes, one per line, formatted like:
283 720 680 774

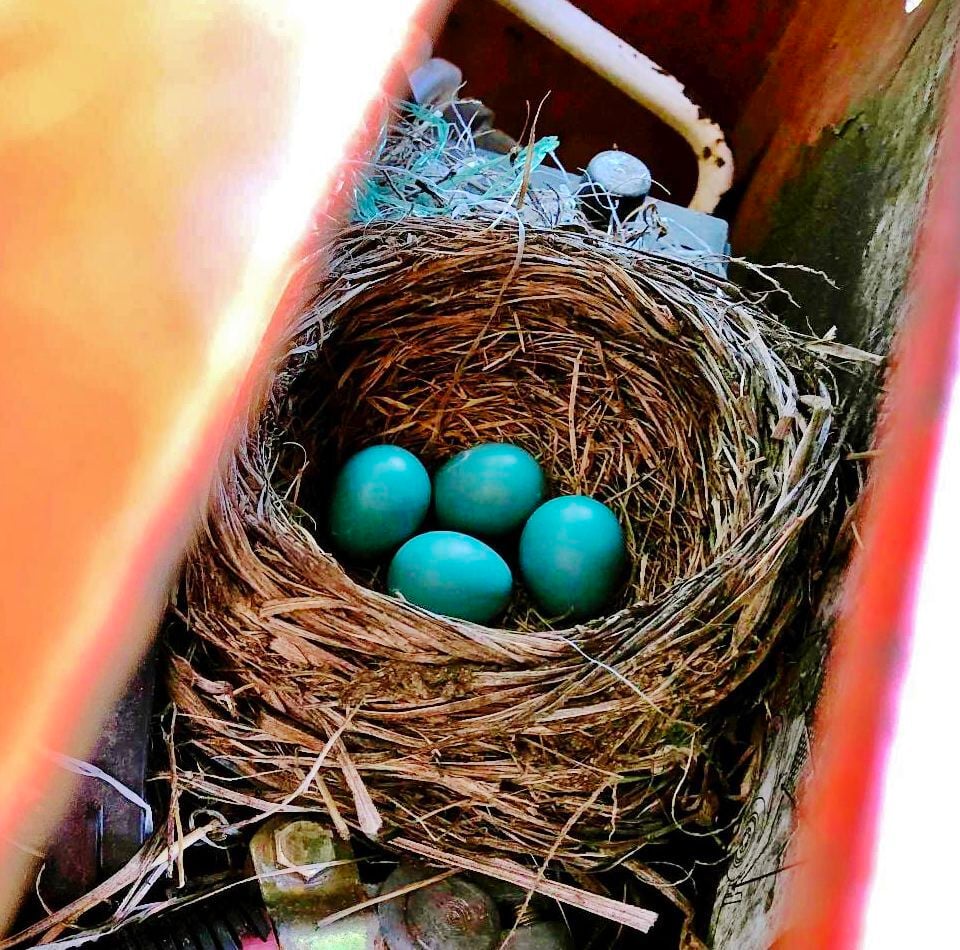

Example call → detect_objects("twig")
313 869 457 929
393 838 657 932
0 824 220 950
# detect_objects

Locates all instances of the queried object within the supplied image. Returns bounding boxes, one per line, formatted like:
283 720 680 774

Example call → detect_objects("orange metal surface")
0 0 439 920
732 0 938 248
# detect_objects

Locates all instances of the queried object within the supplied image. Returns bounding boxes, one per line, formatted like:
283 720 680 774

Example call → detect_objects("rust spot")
715 156 727 168
702 146 713 159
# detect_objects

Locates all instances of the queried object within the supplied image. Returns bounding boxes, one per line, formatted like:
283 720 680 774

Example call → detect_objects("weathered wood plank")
712 3 960 946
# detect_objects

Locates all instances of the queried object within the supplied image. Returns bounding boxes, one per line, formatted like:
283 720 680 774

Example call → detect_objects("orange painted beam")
0 0 443 921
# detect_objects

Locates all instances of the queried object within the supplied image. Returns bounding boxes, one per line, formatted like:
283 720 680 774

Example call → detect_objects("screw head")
585 150 652 199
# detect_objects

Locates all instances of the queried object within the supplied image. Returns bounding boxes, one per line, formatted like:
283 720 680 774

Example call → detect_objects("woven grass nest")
169 214 839 892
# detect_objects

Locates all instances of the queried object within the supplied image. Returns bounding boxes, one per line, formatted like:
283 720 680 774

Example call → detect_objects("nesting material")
169 211 839 881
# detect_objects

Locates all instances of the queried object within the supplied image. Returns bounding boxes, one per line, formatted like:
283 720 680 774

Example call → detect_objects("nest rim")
275 222 820 634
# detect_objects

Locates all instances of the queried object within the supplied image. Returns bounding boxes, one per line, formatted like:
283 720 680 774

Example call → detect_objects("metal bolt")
273 820 336 882
585 149 653 200
379 865 501 950
408 58 463 107
405 876 500 950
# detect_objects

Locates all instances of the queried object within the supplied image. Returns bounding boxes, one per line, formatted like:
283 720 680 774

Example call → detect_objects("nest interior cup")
294 229 724 621
172 217 838 880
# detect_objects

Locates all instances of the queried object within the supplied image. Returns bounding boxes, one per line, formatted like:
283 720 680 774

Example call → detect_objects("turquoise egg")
519 496 627 620
434 443 546 536
329 445 431 559
388 531 513 624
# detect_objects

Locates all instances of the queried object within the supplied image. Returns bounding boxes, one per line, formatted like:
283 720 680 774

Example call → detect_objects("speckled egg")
387 531 513 624
519 496 627 620
329 445 431 559
434 443 546 537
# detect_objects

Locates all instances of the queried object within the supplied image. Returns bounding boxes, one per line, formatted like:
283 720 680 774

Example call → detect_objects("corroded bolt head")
273 820 336 880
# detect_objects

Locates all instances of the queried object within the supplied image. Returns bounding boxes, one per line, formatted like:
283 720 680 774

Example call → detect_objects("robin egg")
434 443 545 537
388 531 513 624
329 445 431 560
519 496 627 621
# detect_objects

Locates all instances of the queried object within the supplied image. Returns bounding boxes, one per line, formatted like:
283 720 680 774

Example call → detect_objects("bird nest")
169 215 839 894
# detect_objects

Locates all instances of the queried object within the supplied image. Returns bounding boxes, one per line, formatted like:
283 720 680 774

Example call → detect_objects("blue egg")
329 445 431 559
388 531 513 624
519 496 627 620
434 443 546 536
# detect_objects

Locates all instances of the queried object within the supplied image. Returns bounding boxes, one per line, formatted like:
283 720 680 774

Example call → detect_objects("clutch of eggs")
329 442 627 624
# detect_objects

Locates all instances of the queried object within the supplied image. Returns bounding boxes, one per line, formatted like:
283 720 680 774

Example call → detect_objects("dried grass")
167 213 841 896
